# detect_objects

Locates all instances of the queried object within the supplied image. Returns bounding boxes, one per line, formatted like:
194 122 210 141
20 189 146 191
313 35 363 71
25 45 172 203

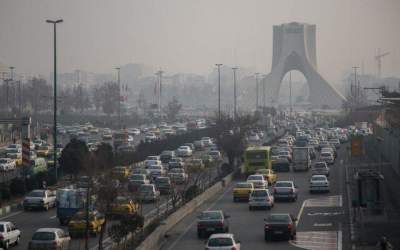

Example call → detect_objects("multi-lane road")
161 145 351 250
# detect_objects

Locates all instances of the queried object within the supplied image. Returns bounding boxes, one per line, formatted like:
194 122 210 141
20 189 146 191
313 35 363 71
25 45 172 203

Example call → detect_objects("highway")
2 147 221 250
161 145 351 250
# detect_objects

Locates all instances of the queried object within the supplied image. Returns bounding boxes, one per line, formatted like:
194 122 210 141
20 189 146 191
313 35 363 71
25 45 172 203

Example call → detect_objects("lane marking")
338 223 342 250
165 182 233 250
296 199 306 226
313 223 333 227
0 211 23 220
50 215 56 219
307 211 343 216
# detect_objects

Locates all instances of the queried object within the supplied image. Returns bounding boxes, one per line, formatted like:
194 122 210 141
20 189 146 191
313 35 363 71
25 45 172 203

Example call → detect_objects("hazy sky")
0 0 399 84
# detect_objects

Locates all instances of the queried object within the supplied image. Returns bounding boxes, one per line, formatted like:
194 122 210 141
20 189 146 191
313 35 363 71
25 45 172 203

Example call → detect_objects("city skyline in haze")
0 0 399 85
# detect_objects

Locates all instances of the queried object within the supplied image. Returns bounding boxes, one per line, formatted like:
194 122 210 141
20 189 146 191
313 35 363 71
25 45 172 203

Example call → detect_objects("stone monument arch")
264 22 346 108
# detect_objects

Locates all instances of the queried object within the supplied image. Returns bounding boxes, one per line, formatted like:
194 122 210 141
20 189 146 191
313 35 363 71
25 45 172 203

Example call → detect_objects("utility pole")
232 67 238 120
155 70 164 122
46 19 63 181
114 67 121 129
352 66 359 106
289 71 293 119
262 74 267 110
255 73 259 111
215 64 223 120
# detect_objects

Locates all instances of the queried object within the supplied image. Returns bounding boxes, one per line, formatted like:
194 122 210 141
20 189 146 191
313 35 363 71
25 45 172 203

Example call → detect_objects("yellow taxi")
36 145 50 157
233 182 254 202
110 196 138 216
255 168 277 185
111 166 130 180
68 210 105 237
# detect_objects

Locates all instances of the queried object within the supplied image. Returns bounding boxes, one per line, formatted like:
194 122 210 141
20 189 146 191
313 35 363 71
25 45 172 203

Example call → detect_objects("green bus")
243 146 272 175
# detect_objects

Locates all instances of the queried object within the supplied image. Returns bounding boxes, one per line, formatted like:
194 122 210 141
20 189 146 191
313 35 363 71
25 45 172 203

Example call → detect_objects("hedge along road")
5 146 223 250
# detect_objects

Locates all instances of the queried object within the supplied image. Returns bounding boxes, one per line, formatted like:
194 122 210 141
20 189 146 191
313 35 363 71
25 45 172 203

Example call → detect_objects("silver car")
28 228 70 250
312 162 330 176
249 189 274 210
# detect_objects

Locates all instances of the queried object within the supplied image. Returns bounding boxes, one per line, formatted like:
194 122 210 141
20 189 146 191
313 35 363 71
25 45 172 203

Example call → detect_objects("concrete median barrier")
132 173 233 250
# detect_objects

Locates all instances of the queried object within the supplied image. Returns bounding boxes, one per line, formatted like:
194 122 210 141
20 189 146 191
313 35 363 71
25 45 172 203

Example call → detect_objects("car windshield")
0 159 9 164
252 190 268 197
171 169 183 173
312 176 327 181
199 211 222 220
7 148 18 153
27 190 45 197
321 153 331 157
139 185 154 192
0 225 4 232
32 232 56 241
131 175 144 180
38 146 48 150
208 237 233 247
235 183 252 188
267 214 291 223
275 182 292 187
314 163 326 168
248 175 262 181
156 178 169 183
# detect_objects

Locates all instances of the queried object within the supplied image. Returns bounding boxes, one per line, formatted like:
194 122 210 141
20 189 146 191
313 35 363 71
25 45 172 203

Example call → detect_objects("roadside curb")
0 201 23 218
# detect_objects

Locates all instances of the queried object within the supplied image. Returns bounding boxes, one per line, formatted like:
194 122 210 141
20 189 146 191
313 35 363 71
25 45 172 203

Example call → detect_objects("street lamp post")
232 67 238 120
255 73 259 111
46 19 63 181
114 67 121 129
215 64 223 120
262 74 267 109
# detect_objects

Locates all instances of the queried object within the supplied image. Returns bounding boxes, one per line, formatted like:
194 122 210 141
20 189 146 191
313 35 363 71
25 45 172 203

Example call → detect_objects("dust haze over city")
0 1 400 250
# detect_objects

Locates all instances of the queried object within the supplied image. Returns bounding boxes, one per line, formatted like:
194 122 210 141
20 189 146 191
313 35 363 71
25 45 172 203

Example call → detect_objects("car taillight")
289 188 294 194
205 247 210 250
0 234 3 240
288 223 293 229
217 221 224 227
264 224 270 229
231 247 237 250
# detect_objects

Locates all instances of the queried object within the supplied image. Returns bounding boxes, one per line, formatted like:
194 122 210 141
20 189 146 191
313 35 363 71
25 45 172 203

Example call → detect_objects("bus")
243 146 272 175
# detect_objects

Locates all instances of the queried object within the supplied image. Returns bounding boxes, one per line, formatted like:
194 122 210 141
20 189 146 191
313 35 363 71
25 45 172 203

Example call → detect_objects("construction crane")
375 48 390 78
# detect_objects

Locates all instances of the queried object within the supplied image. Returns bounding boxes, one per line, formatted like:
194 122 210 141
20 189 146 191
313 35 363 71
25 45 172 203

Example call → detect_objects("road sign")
351 136 363 157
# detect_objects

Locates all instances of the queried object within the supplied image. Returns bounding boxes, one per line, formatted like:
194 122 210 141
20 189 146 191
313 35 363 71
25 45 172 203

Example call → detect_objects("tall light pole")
289 71 293 118
352 66 359 106
232 67 238 120
114 67 121 128
255 73 259 111
46 19 63 181
215 64 223 120
262 74 267 110
155 70 164 122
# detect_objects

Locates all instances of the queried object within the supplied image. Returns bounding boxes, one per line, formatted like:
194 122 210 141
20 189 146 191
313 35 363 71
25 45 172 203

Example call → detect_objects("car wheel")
264 232 270 241
15 236 20 245
233 197 237 202
197 231 202 238
44 204 49 211
249 206 252 211
225 226 229 233
3 240 9 250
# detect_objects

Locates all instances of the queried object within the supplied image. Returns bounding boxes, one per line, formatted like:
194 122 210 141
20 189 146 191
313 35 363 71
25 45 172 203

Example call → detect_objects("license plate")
274 231 283 234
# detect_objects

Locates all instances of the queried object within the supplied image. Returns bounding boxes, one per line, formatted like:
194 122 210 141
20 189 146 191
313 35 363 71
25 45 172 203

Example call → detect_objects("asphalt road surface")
161 145 351 250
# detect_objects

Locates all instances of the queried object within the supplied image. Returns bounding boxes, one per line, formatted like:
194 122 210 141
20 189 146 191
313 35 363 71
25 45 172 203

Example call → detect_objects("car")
205 233 241 250
194 140 205 150
197 210 230 238
319 151 334 165
232 182 254 202
312 162 330 176
36 145 50 157
255 169 277 185
144 133 157 143
23 189 57 211
272 158 290 172
131 168 150 177
201 137 213 146
144 159 162 168
146 155 160 161
160 150 175 164
110 196 138 216
249 189 274 210
68 211 105 237
183 143 194 150
273 181 298 202
187 159 205 171
28 228 71 250
0 221 21 249
0 158 16 171
208 150 222 161
111 166 130 180
278 151 292 162
155 177 172 194
309 175 330 193
147 165 166 180
128 174 150 191
321 146 337 158
137 184 160 202
246 174 268 189
168 168 188 184
248 133 260 142
264 213 297 241
328 139 340 149
176 146 192 157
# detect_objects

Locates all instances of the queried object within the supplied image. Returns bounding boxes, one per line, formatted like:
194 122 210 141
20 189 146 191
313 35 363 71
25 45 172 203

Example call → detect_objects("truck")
56 188 87 225
292 147 311 171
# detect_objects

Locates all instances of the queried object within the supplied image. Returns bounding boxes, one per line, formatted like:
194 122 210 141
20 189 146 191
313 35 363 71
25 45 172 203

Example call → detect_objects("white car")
312 162 330 176
168 168 188 184
205 233 241 250
144 159 162 168
0 221 21 249
248 134 260 142
28 228 71 250
147 165 166 180
309 175 330 193
176 146 193 157
201 137 213 146
208 150 222 161
146 155 160 161
319 151 334 165
137 184 160 202
0 158 16 171
246 174 268 189
249 189 274 210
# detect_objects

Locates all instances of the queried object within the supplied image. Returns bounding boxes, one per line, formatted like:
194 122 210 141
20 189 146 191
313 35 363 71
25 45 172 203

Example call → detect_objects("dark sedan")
197 210 230 238
264 213 297 241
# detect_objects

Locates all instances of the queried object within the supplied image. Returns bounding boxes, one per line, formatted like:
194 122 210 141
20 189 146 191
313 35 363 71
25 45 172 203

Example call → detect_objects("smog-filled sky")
0 0 399 83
